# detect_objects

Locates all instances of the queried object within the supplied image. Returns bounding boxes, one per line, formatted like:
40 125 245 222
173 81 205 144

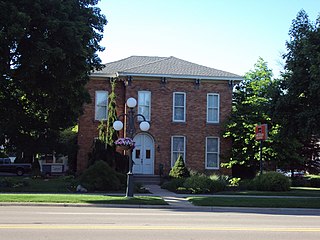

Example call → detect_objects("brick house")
77 56 242 175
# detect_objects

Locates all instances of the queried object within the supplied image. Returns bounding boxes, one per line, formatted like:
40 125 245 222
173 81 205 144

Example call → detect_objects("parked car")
0 158 32 176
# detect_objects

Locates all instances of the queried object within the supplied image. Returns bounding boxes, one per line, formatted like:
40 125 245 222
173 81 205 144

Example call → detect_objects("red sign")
255 124 268 141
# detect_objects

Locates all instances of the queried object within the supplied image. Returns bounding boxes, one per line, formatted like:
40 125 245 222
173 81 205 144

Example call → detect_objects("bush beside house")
78 161 126 191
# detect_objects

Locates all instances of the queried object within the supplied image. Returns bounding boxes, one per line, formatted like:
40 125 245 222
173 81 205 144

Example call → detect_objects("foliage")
162 174 227 194
161 178 185 192
78 161 125 191
209 174 228 192
169 155 190 179
106 79 118 145
223 57 279 171
98 79 118 145
274 10 320 172
56 126 78 172
309 175 320 188
229 177 241 187
88 139 128 173
251 172 291 191
0 0 107 158
183 174 212 194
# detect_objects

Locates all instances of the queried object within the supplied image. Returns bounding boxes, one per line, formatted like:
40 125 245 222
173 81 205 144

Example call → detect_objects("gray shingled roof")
92 56 242 80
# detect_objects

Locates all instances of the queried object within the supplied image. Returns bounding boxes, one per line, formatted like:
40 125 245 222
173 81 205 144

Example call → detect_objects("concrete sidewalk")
143 185 197 208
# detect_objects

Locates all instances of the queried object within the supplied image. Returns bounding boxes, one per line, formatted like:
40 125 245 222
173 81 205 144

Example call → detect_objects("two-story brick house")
77 56 242 175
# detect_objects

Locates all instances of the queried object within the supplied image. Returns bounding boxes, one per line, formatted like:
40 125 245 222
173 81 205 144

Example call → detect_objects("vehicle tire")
16 168 24 176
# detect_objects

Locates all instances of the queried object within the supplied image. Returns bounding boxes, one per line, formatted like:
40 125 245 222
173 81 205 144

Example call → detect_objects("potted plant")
114 137 135 151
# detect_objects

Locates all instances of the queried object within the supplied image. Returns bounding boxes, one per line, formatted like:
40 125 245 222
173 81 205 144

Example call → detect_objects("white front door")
132 134 154 174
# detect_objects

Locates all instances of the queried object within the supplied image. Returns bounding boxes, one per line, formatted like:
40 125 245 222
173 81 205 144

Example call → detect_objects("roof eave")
90 72 117 78
118 72 243 81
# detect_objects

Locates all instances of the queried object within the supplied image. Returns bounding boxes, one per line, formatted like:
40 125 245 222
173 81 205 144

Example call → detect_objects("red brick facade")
77 76 232 175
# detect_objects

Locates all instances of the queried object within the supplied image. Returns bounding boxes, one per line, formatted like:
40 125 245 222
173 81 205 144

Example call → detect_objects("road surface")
0 205 319 240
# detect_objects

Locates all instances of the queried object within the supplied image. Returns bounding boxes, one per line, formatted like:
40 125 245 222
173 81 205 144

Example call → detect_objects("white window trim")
173 92 186 122
171 136 186 167
207 93 220 123
138 90 151 121
95 90 108 120
205 137 220 170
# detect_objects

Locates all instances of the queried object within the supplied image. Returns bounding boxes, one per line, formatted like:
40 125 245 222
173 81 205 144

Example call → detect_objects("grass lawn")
188 196 320 208
0 193 167 205
0 176 75 193
217 187 320 197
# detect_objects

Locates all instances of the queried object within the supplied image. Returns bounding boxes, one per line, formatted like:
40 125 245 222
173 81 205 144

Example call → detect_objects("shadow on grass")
84 196 168 205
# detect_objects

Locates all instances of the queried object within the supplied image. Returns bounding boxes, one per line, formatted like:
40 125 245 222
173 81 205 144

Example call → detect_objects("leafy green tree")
278 10 320 139
223 58 279 171
0 0 107 160
275 10 320 172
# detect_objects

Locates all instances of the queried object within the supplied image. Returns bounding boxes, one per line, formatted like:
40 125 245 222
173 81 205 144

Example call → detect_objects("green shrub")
183 174 212 194
161 178 185 192
309 175 320 187
252 171 291 191
78 161 125 191
229 177 241 187
238 179 255 190
0 177 14 188
209 174 227 192
169 155 190 179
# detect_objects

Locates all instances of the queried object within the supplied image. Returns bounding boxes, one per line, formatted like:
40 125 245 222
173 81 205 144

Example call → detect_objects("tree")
279 10 320 138
275 10 320 172
98 79 118 146
169 155 190 179
223 58 279 172
0 0 107 160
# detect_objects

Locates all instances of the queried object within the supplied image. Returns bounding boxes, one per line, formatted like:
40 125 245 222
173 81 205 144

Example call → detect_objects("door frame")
133 133 155 175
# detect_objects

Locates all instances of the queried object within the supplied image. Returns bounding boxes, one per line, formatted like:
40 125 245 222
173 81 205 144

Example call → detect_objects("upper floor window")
205 137 220 169
171 136 186 167
207 93 219 123
173 92 186 122
95 91 108 120
138 91 151 121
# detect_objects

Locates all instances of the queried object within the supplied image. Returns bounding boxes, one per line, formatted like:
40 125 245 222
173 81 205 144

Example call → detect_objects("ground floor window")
171 136 186 166
205 137 219 169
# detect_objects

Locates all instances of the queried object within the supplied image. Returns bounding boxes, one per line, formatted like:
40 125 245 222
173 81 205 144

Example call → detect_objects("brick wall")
77 76 232 175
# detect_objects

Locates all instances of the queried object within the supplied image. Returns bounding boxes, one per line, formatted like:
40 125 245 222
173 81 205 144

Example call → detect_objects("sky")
97 0 320 77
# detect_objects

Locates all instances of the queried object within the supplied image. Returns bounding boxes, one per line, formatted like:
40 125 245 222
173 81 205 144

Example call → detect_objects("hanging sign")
255 124 268 141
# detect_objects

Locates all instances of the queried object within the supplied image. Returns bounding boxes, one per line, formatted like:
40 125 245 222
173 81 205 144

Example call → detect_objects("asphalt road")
0 205 319 240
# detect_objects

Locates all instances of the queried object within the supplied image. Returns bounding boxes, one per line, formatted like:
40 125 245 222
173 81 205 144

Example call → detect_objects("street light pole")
113 97 150 197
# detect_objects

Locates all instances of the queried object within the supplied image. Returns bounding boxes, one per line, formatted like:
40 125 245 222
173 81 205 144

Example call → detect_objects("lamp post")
113 97 150 197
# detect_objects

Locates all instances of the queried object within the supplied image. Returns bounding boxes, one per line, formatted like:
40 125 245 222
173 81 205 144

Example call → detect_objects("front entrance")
132 133 154 174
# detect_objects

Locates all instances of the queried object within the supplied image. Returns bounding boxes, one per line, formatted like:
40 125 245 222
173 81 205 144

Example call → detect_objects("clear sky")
97 0 320 77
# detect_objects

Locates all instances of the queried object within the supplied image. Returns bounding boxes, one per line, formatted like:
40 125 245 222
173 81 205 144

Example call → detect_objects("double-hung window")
171 136 186 167
173 92 186 122
138 91 151 121
207 93 219 123
205 137 219 169
95 91 108 120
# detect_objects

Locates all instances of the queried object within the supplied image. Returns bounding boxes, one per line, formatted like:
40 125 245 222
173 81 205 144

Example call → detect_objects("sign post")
255 124 268 174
